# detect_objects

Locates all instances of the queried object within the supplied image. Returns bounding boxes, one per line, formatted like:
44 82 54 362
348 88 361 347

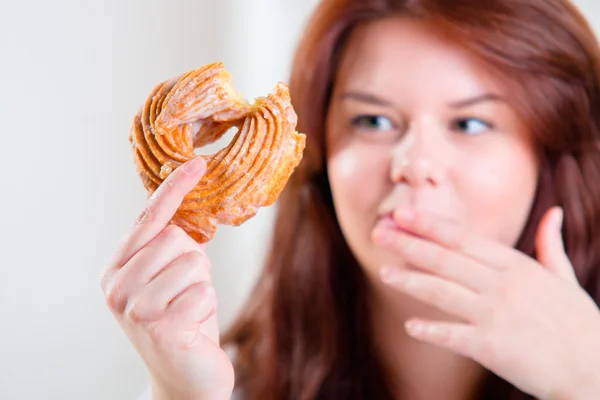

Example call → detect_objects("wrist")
150 380 194 400
150 379 231 400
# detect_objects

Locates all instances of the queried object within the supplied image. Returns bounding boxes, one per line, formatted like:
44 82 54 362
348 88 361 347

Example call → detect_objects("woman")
102 0 600 399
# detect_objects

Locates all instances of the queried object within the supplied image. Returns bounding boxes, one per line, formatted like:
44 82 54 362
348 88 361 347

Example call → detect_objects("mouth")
377 211 401 228
376 211 427 240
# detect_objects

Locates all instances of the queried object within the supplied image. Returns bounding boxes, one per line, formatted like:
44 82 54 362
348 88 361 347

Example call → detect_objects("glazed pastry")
128 62 306 243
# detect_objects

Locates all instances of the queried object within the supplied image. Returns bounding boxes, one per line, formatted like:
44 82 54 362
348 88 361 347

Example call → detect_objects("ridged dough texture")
128 62 306 243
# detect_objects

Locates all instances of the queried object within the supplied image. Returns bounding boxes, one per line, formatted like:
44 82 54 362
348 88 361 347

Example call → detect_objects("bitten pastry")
128 62 306 243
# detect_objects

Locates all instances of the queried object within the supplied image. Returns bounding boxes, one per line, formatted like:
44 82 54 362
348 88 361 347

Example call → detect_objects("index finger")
392 208 533 271
112 156 207 268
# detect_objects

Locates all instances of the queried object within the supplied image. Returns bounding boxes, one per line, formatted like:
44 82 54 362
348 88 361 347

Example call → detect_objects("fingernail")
183 157 206 174
395 209 415 224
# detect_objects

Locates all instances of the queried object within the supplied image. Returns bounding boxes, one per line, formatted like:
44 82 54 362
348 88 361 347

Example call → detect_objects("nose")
390 124 446 187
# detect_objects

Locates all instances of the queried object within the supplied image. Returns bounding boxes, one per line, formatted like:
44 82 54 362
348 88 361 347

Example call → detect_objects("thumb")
535 207 578 284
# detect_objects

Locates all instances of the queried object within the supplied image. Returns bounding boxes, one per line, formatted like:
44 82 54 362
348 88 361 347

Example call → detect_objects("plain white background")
0 0 599 399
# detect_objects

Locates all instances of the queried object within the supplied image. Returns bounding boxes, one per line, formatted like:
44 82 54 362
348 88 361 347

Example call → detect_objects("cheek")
458 147 538 244
327 145 389 233
327 147 365 206
329 147 360 181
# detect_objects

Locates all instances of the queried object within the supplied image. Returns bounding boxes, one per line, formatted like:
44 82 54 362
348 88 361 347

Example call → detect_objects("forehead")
334 17 505 103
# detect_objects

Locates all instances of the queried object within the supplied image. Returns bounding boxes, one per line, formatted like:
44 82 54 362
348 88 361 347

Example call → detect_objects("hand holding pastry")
101 157 233 400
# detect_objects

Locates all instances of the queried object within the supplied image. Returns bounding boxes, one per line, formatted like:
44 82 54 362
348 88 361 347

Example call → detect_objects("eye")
350 115 395 132
451 118 492 135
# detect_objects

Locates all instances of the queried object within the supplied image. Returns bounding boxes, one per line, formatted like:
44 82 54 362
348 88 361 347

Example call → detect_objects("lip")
376 211 427 239
377 212 400 229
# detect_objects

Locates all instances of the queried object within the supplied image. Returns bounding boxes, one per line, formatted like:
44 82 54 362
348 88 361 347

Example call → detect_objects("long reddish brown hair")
222 0 600 399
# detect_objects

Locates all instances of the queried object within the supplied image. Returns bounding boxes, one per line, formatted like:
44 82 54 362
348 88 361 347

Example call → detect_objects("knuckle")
187 282 217 307
124 299 146 324
446 329 472 357
439 325 459 348
492 276 515 303
134 206 156 226
489 271 510 298
183 252 211 282
135 186 165 226
104 280 127 314
208 287 218 310
163 175 176 189
99 268 113 294
147 184 163 204
204 257 213 271
479 301 497 325
161 224 186 242
478 333 500 364
202 283 217 305
184 250 206 266
428 282 449 305
181 250 212 275
147 321 174 349
187 283 218 317
494 283 508 301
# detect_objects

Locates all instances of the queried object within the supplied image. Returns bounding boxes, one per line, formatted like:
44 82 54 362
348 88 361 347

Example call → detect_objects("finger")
372 226 494 292
112 156 206 269
392 208 532 271
102 224 206 309
535 207 578 283
133 224 210 281
381 267 483 322
124 251 211 322
404 319 478 360
167 281 217 329
145 282 217 350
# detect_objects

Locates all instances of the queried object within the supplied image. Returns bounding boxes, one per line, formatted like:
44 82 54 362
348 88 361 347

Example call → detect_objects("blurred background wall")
0 0 598 399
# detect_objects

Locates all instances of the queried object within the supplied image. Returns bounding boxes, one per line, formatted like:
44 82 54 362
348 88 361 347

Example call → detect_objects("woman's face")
325 17 539 285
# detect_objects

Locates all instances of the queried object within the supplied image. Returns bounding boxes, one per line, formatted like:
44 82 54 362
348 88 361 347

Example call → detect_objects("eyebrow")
448 93 506 108
340 91 506 109
339 91 395 107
